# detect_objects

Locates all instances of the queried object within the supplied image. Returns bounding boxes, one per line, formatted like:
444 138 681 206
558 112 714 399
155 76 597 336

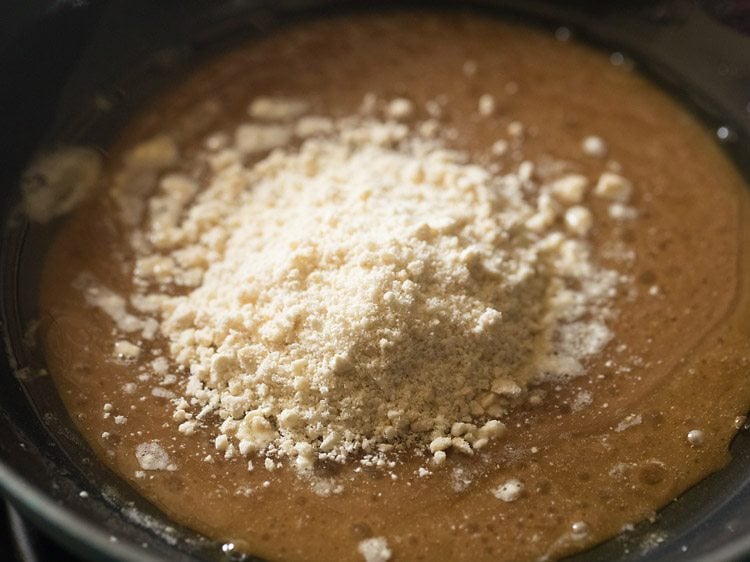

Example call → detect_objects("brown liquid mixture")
39 12 750 562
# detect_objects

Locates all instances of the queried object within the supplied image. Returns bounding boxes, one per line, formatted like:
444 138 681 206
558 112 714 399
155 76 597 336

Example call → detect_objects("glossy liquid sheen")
39 12 750 562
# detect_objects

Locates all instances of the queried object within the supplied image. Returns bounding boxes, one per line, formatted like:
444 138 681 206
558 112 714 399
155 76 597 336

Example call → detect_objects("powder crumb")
235 123 292 154
295 116 335 138
608 203 638 220
615 413 642 432
114 340 141 360
491 140 509 156
386 98 414 120
22 146 103 223
451 467 473 492
151 387 176 399
77 278 147 335
571 390 593 412
430 437 452 453
248 97 308 121
360 93 378 115
493 479 523 502
507 121 524 137
425 100 442 118
639 531 668 554
151 356 169 375
135 441 171 471
595 172 632 202
564 206 594 237
582 135 608 158
478 94 496 117
309 477 344 497
214 435 228 452
178 420 197 435
125 134 178 171
462 59 478 77
357 537 392 562
204 133 228 151
549 174 588 205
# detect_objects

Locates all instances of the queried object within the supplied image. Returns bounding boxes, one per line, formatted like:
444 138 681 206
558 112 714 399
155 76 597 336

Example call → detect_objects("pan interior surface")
1 2 750 561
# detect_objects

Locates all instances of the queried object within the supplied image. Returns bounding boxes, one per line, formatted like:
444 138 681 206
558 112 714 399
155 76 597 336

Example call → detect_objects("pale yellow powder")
95 96 626 470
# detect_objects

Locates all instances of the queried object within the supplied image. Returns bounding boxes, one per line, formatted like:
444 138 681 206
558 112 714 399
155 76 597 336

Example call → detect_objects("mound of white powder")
99 96 626 470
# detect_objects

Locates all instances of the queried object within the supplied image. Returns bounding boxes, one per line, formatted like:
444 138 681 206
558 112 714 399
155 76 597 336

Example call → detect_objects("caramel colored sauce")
39 13 750 562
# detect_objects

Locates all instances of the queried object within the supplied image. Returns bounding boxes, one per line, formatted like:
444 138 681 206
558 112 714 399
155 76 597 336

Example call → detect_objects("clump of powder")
94 96 630 471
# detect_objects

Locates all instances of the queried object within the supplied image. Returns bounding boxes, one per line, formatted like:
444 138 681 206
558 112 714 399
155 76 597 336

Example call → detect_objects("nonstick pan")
1 1 750 561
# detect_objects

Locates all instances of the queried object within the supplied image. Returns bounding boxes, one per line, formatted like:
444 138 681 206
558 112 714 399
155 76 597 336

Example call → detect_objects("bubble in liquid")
571 520 590 539
716 126 736 143
555 27 571 42
687 429 705 446
610 52 625 66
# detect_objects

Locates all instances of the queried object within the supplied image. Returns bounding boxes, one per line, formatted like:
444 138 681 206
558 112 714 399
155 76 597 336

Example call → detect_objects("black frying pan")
1 1 750 561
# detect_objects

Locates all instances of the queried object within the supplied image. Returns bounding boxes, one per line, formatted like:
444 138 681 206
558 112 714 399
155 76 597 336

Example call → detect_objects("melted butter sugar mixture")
38 12 750 562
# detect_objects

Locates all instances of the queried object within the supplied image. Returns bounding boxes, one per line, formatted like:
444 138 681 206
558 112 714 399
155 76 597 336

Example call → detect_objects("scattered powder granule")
357 537 392 562
248 97 308 121
234 123 292 154
89 95 630 475
595 172 633 202
113 340 141 360
295 116 335 138
135 441 172 471
582 135 608 158
21 146 103 223
564 206 594 237
462 59 478 77
122 383 137 394
507 120 524 137
571 390 593 412
478 94 496 117
615 413 643 433
493 479 524 502
608 203 638 221
491 139 509 156
549 174 588 205
385 97 414 120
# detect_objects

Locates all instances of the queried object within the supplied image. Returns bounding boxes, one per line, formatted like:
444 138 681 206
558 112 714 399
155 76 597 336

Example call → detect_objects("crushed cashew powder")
80 95 627 472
